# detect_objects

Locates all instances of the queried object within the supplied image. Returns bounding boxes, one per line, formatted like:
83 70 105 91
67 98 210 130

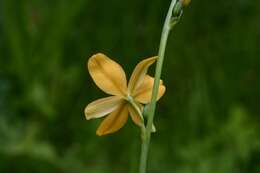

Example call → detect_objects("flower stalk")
139 0 186 173
84 0 189 171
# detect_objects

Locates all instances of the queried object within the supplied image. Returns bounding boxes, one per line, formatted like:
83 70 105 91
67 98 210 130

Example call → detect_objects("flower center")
126 94 134 102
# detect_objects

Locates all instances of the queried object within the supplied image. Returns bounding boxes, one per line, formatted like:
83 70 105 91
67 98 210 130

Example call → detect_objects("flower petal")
128 56 157 94
88 53 128 96
96 102 128 136
128 103 144 127
128 103 156 132
84 96 124 120
133 75 166 104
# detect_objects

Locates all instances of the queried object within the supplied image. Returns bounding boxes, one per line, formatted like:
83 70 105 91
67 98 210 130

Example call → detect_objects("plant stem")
139 0 183 172
139 138 149 173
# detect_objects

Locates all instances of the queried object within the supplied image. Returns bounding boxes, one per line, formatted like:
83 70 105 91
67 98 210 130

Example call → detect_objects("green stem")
139 138 149 173
139 0 183 173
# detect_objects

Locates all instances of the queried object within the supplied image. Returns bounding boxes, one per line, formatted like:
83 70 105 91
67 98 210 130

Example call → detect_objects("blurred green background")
0 0 260 172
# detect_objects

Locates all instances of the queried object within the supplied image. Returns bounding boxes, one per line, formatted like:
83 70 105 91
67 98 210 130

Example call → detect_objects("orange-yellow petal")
96 102 128 136
133 75 166 104
84 96 124 120
128 103 156 132
128 56 157 94
88 53 128 96
128 103 144 127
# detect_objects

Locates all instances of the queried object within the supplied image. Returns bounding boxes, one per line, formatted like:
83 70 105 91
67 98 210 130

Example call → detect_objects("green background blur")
0 0 259 172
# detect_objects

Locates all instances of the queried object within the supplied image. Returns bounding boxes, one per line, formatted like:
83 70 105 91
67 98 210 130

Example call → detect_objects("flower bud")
180 0 191 7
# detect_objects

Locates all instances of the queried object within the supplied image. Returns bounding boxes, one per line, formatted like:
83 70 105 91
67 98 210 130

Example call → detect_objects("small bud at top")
180 0 191 7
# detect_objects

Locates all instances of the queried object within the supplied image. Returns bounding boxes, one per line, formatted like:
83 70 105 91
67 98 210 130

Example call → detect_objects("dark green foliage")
0 0 259 172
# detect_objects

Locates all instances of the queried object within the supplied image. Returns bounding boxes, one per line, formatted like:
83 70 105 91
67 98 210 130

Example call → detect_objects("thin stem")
139 138 149 173
139 0 182 173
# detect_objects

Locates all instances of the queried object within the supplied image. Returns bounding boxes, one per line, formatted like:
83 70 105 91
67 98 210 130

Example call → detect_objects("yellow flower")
84 53 166 136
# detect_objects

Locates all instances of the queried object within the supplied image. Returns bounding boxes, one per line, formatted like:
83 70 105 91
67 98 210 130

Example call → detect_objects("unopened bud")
180 0 191 7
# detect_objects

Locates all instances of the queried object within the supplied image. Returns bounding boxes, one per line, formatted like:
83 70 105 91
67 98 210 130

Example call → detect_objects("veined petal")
88 53 128 96
84 96 124 120
128 103 144 127
128 56 157 94
96 102 128 136
133 75 166 104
